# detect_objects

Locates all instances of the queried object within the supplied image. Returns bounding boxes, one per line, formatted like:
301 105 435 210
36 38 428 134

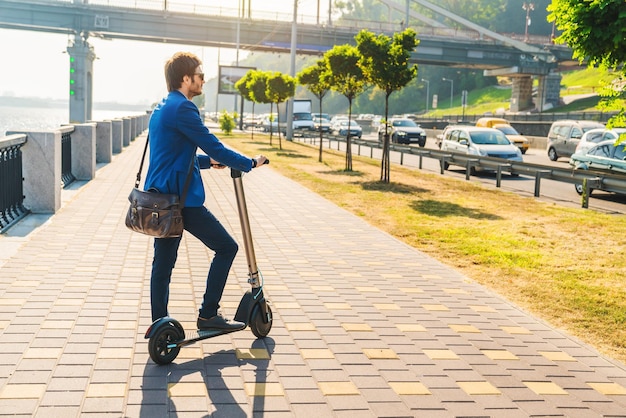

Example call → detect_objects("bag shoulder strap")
135 134 195 209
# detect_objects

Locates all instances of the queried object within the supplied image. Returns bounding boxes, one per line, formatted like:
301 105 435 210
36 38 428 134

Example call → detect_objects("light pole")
523 2 534 42
442 77 453 110
421 79 429 113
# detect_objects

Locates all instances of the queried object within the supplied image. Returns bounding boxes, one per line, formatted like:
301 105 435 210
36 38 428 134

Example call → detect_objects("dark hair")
164 52 202 92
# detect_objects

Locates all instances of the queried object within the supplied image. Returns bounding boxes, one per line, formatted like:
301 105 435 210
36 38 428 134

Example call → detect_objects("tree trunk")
381 93 391 183
269 102 274 147
318 99 324 163
346 98 353 172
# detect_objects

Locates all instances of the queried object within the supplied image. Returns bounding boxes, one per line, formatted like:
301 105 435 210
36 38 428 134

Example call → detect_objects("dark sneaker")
197 313 245 331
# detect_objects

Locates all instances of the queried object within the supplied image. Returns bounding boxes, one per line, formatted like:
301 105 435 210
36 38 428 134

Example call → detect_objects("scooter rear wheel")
250 303 273 338
148 323 183 365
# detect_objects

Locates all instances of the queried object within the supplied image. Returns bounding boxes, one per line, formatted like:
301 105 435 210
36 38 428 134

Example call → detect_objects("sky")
0 0 330 106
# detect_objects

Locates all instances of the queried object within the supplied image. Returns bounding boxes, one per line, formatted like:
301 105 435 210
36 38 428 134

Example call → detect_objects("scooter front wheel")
250 303 273 339
148 323 183 365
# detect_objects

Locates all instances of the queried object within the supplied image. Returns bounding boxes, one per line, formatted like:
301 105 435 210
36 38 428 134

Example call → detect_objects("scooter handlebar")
230 158 270 178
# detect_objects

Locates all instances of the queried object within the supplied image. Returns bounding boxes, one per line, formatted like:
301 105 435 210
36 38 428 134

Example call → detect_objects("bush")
219 111 236 135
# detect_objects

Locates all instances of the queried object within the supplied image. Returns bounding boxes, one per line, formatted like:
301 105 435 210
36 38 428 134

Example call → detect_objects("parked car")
440 126 523 174
242 114 263 130
378 118 427 146
475 117 529 154
260 114 278 132
332 120 362 138
570 137 626 195
313 116 332 132
575 128 626 154
547 119 605 161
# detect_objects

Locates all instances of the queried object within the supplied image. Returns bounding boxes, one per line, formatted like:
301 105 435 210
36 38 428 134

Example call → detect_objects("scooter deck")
168 327 245 349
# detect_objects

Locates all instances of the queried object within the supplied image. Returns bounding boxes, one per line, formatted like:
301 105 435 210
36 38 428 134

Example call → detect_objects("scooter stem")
231 169 260 288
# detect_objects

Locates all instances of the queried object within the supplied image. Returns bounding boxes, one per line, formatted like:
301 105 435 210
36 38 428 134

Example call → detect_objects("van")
546 119 605 161
475 117 529 154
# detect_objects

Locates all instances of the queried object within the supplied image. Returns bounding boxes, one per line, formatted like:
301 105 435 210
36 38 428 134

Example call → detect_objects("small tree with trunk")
266 72 296 150
298 59 331 162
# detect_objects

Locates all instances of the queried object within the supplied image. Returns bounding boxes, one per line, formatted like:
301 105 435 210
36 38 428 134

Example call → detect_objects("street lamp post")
523 2 534 42
442 77 453 110
421 79 429 113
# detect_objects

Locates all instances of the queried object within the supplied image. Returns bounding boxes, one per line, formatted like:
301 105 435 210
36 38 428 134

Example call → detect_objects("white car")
440 126 523 174
331 120 362 138
575 128 626 154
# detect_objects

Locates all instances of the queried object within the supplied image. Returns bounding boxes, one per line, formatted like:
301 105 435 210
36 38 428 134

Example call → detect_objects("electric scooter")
145 163 272 365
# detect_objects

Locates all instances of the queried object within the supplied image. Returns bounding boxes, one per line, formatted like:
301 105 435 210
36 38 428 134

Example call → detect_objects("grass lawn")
221 133 626 363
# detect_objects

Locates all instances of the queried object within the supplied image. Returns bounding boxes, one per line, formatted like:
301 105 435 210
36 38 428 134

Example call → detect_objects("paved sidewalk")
1 133 626 417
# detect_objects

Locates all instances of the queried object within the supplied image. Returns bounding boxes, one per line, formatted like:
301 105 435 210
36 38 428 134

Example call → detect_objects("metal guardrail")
0 134 29 233
294 132 626 209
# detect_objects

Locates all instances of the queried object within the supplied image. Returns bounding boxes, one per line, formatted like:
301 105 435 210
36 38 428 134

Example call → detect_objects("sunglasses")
194 72 204 81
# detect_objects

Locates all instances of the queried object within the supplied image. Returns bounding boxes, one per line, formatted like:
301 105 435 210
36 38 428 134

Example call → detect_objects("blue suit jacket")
144 90 253 207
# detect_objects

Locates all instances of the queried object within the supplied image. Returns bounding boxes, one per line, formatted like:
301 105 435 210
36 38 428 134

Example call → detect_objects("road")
308 129 626 214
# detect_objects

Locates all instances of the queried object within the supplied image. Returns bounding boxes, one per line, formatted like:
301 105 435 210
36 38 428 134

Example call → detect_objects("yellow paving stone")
381 273 403 279
179 347 202 359
324 302 351 310
539 351 577 362
221 301 238 308
169 300 195 307
23 348 63 359
399 287 424 293
112 300 138 306
587 382 626 395
363 348 398 359
65 281 92 287
41 320 74 329
396 324 427 332
318 381 360 396
422 304 449 311
422 274 442 279
25 265 50 271
458 381 501 395
12 280 40 287
55 298 84 306
355 286 379 292
275 302 301 309
328 260 347 265
0 384 47 399
0 298 26 305
170 283 192 289
167 382 207 397
389 381 431 395
481 350 519 361
311 285 334 291
443 288 468 294
524 381 568 395
340 272 363 278
86 383 127 397
365 261 385 266
501 326 532 335
450 324 481 334
342 323 373 332
423 349 459 360
236 348 270 360
402 262 422 267
288 259 309 264
0 320 8 330
301 272 321 277
244 382 284 397
350 251 370 255
300 348 335 359
98 348 133 359
285 322 316 331
265 284 287 291
470 305 497 313
373 303 400 310
117 282 141 288
106 321 137 330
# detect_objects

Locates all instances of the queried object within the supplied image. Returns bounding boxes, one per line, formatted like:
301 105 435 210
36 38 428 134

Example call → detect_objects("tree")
266 72 296 150
298 59 331 162
323 44 367 171
235 70 256 139
247 70 276 144
356 28 418 183
548 0 626 128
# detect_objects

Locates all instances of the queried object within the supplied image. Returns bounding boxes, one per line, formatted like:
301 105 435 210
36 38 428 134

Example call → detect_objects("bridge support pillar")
67 34 96 124
510 76 533 112
536 73 562 111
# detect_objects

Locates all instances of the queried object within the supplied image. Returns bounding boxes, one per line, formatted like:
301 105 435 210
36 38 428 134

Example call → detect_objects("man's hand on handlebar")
253 155 269 167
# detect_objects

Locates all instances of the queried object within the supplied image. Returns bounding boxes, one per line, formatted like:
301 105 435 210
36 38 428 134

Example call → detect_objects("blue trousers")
150 206 238 321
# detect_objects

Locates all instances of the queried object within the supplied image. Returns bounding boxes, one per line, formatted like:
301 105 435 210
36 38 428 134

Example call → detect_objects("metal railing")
61 130 75 188
294 132 626 209
0 135 29 233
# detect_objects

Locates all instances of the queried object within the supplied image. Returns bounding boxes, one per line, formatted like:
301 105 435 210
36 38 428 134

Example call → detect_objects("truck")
278 99 315 135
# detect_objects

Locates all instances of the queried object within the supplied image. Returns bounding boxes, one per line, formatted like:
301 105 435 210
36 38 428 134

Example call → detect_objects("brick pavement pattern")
1 133 626 417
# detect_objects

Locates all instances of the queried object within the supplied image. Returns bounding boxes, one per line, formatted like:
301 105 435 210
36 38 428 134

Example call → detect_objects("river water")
0 104 147 136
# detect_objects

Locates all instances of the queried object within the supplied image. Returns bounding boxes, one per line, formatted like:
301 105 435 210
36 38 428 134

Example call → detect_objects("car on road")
547 119 605 161
569 136 626 195
440 126 523 174
313 116 332 132
575 128 626 154
475 117 529 154
332 120 362 138
260 114 278 132
378 118 427 146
